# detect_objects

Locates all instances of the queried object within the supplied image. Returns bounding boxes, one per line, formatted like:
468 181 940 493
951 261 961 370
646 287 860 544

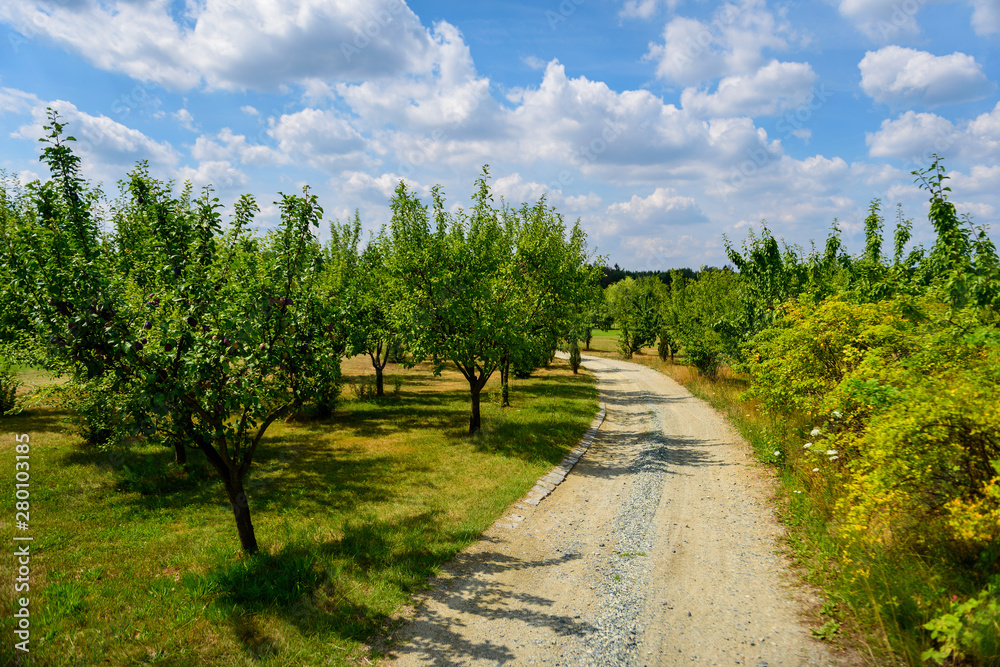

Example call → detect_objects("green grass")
0 357 597 666
584 329 660 359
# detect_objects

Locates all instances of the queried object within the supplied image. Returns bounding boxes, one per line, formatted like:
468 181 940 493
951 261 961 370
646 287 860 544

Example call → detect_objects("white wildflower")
829 455 839 461
810 428 821 437
804 442 812 449
826 450 838 456
812 468 819 472
774 450 781 456
832 410 842 418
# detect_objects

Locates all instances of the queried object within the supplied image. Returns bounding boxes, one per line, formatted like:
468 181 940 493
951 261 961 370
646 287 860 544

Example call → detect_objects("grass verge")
0 356 597 666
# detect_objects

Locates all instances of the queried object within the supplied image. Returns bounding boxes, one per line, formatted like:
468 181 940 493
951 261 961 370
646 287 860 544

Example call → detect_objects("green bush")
63 377 134 447
305 353 342 418
668 268 742 376
923 582 1000 665
737 297 914 418
0 366 19 417
569 338 581 374
836 373 1000 558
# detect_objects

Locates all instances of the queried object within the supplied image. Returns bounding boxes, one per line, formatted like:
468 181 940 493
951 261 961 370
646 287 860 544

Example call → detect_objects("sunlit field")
0 357 597 666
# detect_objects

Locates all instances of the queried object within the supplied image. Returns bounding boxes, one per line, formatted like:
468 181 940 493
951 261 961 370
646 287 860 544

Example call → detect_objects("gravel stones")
385 355 853 666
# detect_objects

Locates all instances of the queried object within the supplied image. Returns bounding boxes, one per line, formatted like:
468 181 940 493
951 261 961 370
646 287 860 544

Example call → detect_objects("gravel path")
383 355 852 666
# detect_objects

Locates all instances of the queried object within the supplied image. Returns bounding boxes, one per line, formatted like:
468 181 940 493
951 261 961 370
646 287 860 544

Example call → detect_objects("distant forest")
600 264 730 288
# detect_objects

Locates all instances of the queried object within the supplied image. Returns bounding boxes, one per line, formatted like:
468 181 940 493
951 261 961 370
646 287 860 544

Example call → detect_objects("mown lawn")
0 357 597 666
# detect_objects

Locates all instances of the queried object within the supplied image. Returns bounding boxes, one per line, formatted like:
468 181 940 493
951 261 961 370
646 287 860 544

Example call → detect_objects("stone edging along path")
491 401 607 530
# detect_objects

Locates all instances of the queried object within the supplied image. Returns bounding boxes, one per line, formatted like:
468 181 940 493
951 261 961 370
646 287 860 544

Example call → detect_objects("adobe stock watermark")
340 0 409 64
6 0 73 55
545 118 625 194
394 81 501 181
870 0 929 40
12 433 33 661
674 3 742 69
775 84 832 142
110 80 161 123
725 143 781 193
546 0 588 30
727 84 833 192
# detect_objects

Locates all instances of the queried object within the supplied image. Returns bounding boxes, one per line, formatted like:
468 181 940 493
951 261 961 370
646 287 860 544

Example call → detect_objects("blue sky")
1 0 998 269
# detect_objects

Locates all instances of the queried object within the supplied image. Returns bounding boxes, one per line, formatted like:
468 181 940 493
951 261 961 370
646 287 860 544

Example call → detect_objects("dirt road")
384 355 849 666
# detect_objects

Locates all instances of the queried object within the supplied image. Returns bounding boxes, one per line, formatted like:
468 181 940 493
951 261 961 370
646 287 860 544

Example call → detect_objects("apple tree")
10 111 342 553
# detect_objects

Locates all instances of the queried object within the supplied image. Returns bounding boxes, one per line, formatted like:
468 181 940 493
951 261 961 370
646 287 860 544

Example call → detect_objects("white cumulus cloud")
190 128 280 165
0 87 40 116
13 99 179 183
644 0 796 87
866 111 959 161
606 187 707 230
969 0 1000 35
268 108 373 171
0 0 444 91
176 160 247 190
866 104 1000 165
619 0 682 19
859 46 993 107
681 60 817 117
836 0 922 39
175 108 198 132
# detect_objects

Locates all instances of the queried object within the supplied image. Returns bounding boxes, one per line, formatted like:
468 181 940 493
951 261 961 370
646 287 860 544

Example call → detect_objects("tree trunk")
174 440 187 465
224 475 259 554
585 328 592 351
174 409 194 465
500 357 510 408
198 433 260 555
469 380 482 434
371 342 386 397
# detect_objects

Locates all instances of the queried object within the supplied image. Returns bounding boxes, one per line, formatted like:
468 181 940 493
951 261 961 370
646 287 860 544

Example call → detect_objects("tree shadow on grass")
60 441 221 510
507 370 594 395
464 416 591 464
336 370 596 446
344 373 439 390
2 407 79 437
200 511 474 660
244 432 429 516
330 387 473 439
58 425 424 521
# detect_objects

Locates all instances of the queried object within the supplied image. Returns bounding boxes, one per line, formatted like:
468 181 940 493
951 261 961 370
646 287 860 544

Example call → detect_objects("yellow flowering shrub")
944 468 1000 547
738 297 913 418
743 294 1000 557
837 378 1000 555
731 164 1000 664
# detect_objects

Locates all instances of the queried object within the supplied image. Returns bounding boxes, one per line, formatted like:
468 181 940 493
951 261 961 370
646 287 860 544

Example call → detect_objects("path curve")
383 355 851 666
